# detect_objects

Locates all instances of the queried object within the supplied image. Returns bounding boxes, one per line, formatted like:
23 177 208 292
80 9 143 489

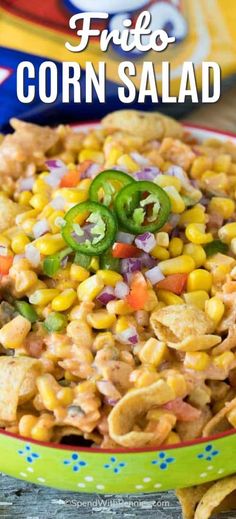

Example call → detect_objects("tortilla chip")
108 379 175 447
202 397 236 437
176 484 212 519
194 476 236 519
150 305 214 343
0 356 40 422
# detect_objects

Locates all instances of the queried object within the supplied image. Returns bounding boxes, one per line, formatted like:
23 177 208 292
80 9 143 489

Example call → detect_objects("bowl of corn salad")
1 112 236 492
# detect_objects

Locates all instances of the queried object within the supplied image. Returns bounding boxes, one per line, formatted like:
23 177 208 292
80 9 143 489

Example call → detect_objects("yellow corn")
104 147 123 168
31 420 53 442
70 264 89 282
184 351 211 371
36 375 58 411
213 351 234 371
165 431 181 445
29 289 60 306
83 133 101 150
208 197 235 219
87 310 116 329
77 274 104 302
117 154 139 173
134 371 160 388
79 149 104 164
16 209 39 225
77 178 92 192
107 300 133 315
158 255 195 275
30 193 49 210
0 315 31 349
156 232 169 248
186 223 213 245
213 154 231 173
34 233 65 255
183 290 209 310
138 338 167 367
19 191 32 206
183 243 206 268
169 237 183 257
226 408 236 428
0 234 10 247
187 269 212 292
11 232 30 254
52 288 77 311
155 174 181 192
115 316 132 333
218 223 236 243
19 415 38 437
144 289 159 312
32 177 50 195
21 218 37 235
48 210 65 233
40 205 54 219
151 245 170 260
97 270 122 287
190 156 213 178
53 188 88 204
167 373 187 398
93 331 115 351
230 238 236 256
89 257 99 272
157 289 184 306
57 387 74 406
205 296 225 325
179 206 206 225
164 186 185 214
13 270 38 294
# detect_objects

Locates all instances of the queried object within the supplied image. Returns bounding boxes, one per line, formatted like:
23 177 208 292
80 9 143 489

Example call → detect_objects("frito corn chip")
150 304 214 343
212 325 236 356
0 357 40 421
203 396 236 437
168 334 221 352
194 476 236 519
176 483 212 519
108 379 175 447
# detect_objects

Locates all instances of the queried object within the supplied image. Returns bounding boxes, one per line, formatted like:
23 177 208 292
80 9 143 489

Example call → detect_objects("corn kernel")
57 387 74 406
53 188 88 204
19 415 38 437
32 177 50 195
184 351 211 371
16 209 39 225
213 351 234 371
208 197 235 219
29 289 60 306
144 289 159 312
158 255 195 275
11 232 30 254
190 156 213 178
115 316 131 333
187 269 212 292
104 148 123 168
167 373 187 398
52 288 77 311
155 174 181 191
87 310 116 329
219 223 236 243
164 186 185 214
117 154 139 173
89 257 99 272
0 315 31 349
183 243 206 268
31 423 53 442
21 218 37 235
183 290 209 310
139 338 167 367
165 431 181 445
79 149 104 164
48 210 65 233
151 245 170 260
156 232 169 248
213 154 231 173
186 223 213 245
157 289 184 305
77 274 104 302
0 234 10 247
134 371 160 388
30 193 49 210
205 296 225 325
169 237 183 257
19 191 32 205
97 270 122 287
34 233 65 255
107 300 133 315
179 205 206 225
70 264 89 282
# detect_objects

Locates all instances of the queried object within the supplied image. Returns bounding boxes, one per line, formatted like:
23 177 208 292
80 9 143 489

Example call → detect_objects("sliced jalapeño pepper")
43 247 72 277
89 170 136 208
204 239 228 257
114 180 171 234
61 201 117 255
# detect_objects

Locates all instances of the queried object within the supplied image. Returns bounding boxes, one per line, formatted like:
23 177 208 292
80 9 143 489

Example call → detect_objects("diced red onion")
25 244 41 267
116 326 139 345
0 246 8 257
114 281 129 299
45 171 63 188
166 165 191 190
145 265 165 285
97 286 116 305
116 231 135 244
19 177 35 192
82 163 100 179
130 152 150 167
135 232 156 253
45 159 67 172
33 219 49 239
134 167 161 181
121 258 142 274
50 196 66 210
139 252 156 269
168 214 180 228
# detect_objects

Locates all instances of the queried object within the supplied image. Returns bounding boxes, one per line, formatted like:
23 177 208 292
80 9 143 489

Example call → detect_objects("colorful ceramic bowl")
1 123 236 494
